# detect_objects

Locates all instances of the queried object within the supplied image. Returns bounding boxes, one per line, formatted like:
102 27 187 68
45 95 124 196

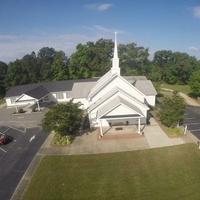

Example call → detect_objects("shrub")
52 133 73 145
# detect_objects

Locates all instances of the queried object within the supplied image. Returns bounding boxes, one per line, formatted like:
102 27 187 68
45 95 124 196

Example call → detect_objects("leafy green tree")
152 50 173 83
119 43 150 76
37 47 57 81
42 101 84 136
51 51 69 81
4 60 23 90
189 70 200 96
20 52 39 83
151 50 200 84
158 95 185 127
0 61 8 97
148 64 162 82
69 39 113 79
172 52 199 84
4 52 39 90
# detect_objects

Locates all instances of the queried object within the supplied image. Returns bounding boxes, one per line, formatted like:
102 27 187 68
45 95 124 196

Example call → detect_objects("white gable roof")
88 70 113 99
97 96 144 119
88 70 146 101
88 86 149 113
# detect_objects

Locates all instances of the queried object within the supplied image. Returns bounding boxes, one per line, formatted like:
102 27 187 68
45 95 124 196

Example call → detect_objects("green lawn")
0 98 5 105
22 144 200 200
160 83 191 95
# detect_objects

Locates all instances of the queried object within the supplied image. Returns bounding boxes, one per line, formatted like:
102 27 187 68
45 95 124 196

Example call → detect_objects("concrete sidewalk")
37 118 194 156
144 118 185 148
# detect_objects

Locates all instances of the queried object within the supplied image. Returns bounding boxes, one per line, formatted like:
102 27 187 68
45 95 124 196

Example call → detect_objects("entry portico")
14 85 49 112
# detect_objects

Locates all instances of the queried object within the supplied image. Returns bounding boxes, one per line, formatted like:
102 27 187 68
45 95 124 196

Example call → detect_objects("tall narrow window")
55 93 64 99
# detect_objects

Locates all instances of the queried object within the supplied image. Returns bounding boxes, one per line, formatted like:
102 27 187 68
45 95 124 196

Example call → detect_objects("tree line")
1 38 200 98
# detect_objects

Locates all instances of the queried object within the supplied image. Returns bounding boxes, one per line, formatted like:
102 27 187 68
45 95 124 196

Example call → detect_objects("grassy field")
0 98 5 105
160 83 191 95
22 144 200 200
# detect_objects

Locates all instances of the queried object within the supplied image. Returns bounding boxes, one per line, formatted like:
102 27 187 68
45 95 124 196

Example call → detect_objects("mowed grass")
0 98 5 105
160 83 191 95
22 144 200 200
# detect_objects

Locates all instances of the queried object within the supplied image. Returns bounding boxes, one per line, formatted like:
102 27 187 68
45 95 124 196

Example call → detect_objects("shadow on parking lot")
5 135 16 145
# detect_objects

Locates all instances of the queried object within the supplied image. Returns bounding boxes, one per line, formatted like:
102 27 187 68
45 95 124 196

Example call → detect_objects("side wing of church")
4 33 157 134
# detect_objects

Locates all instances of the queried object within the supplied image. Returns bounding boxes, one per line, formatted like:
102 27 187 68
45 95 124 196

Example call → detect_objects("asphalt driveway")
184 105 200 139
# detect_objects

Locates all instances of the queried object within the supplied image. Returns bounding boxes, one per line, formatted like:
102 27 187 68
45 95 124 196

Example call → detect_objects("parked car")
0 133 7 145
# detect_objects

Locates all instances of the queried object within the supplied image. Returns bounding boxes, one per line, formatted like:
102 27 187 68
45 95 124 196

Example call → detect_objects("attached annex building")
4 33 157 136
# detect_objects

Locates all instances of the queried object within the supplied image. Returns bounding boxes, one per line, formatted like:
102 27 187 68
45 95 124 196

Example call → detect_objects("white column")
138 118 141 134
100 119 103 137
36 100 40 111
14 102 18 113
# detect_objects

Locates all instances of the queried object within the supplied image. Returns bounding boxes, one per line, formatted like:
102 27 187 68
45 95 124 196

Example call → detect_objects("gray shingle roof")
133 80 157 96
123 76 147 84
71 82 97 98
25 85 49 100
5 78 99 98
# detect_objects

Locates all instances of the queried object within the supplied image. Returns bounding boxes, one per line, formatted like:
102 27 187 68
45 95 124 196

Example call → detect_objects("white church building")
4 33 157 135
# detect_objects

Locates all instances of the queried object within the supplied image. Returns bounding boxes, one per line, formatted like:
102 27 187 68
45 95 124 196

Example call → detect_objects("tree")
4 52 39 90
158 94 185 127
37 47 57 81
51 51 69 81
151 50 200 84
20 52 40 83
4 60 23 90
189 70 200 96
68 39 113 79
0 61 8 97
119 43 150 76
41 101 84 136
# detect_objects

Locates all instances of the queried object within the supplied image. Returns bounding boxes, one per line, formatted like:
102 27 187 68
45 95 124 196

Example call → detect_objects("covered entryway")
14 85 49 113
99 115 145 137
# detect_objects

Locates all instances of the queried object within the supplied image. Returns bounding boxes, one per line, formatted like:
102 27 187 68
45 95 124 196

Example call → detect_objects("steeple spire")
111 31 120 75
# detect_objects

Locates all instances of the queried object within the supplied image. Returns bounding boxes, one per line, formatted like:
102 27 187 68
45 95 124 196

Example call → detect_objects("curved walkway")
179 92 200 106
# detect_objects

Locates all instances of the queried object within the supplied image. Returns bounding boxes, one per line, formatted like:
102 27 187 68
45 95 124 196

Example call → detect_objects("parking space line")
185 123 200 125
11 126 26 133
0 121 26 133
189 129 200 132
7 136 16 142
0 147 6 153
2 127 10 134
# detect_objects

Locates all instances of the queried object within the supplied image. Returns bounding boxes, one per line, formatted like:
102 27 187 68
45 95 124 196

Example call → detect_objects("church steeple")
111 31 120 75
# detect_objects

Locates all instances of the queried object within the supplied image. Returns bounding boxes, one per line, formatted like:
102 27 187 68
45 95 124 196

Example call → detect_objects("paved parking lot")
0 124 48 200
0 105 48 200
184 105 200 139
